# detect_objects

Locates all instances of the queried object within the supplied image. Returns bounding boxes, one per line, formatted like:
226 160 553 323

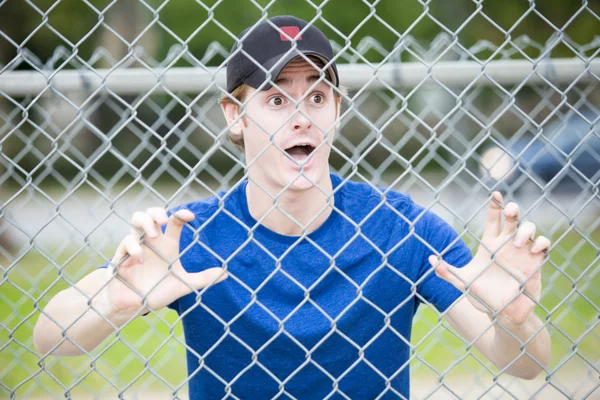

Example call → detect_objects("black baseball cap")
226 15 339 93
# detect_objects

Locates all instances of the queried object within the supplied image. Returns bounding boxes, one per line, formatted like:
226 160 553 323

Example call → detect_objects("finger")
164 209 195 242
146 207 169 224
530 236 551 254
131 211 160 239
502 202 520 236
184 267 229 291
482 191 503 240
145 207 170 234
111 235 143 270
429 255 467 292
514 221 536 248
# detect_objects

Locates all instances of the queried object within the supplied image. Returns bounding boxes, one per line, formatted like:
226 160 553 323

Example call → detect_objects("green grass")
1 229 599 398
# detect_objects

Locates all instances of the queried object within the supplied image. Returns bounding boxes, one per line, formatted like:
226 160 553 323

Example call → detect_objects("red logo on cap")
280 26 302 41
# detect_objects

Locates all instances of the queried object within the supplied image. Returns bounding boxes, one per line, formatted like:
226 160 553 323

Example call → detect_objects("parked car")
479 109 600 193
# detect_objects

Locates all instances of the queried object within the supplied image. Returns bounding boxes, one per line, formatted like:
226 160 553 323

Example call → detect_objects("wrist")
92 284 140 327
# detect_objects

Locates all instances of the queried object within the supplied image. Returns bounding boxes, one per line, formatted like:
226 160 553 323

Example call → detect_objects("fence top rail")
1 58 598 97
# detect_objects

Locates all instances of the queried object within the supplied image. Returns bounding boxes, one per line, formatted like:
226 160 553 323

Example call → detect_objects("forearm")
490 313 551 379
33 286 136 357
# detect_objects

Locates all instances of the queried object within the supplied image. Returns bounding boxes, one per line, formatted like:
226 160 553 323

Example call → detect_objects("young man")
34 15 552 399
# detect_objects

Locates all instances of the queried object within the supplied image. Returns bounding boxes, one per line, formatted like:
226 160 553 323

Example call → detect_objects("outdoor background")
1 0 599 399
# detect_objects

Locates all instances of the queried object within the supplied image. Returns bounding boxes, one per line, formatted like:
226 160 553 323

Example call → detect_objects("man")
34 15 552 399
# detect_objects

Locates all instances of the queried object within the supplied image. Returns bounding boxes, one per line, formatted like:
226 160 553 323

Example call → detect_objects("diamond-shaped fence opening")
1 1 600 399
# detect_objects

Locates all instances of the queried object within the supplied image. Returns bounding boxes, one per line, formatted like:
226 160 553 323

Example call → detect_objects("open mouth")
284 144 315 161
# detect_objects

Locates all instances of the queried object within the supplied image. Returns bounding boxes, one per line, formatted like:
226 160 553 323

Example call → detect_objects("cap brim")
242 50 339 92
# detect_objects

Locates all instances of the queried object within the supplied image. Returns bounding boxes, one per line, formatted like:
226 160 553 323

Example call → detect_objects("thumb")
185 267 229 291
429 255 467 292
164 209 195 242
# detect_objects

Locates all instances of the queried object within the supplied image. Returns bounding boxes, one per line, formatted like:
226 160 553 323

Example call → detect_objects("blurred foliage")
1 0 599 68
0 0 598 182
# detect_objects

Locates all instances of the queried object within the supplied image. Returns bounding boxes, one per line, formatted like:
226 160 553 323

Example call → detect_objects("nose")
289 103 312 132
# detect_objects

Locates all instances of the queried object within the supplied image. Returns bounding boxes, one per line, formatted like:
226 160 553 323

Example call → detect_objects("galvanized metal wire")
1 1 599 399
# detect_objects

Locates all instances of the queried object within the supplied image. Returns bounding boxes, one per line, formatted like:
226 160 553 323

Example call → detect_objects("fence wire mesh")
0 1 599 399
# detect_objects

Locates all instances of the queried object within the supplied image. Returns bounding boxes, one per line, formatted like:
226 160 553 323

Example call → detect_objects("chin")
288 173 318 191
281 166 324 192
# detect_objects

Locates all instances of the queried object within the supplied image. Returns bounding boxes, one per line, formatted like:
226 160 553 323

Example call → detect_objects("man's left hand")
430 192 551 326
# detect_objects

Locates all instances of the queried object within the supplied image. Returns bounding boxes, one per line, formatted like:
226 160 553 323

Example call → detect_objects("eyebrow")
274 74 322 87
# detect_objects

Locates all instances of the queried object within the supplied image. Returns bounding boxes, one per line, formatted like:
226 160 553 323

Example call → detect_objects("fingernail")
530 243 543 253
514 238 526 248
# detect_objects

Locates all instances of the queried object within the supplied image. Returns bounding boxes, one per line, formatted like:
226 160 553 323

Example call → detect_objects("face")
223 58 340 193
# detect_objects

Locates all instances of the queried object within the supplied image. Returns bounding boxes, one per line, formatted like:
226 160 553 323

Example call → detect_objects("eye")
310 93 324 104
268 96 285 107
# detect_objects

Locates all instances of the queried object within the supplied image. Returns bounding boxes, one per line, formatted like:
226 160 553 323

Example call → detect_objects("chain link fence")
1 1 599 399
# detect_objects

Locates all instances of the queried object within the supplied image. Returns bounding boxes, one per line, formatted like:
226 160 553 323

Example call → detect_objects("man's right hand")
33 207 227 356
106 208 228 317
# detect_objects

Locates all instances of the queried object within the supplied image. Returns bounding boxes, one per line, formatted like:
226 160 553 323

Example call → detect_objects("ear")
221 101 244 135
334 95 342 132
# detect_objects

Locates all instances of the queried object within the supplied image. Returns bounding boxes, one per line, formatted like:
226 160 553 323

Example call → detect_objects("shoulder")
334 175 455 233
167 182 248 232
334 174 413 213
333 175 439 241
167 190 230 226
170 196 221 217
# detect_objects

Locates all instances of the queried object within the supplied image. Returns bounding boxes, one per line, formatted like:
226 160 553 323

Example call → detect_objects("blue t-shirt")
108 174 473 399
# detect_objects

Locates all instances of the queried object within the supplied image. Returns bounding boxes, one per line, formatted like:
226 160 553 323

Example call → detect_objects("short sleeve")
415 210 473 312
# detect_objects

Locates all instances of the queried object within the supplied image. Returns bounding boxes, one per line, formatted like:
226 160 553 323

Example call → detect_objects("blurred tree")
3 0 598 69
1 0 598 182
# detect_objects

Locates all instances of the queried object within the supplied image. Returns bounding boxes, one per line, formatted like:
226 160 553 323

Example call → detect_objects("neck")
245 175 334 236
